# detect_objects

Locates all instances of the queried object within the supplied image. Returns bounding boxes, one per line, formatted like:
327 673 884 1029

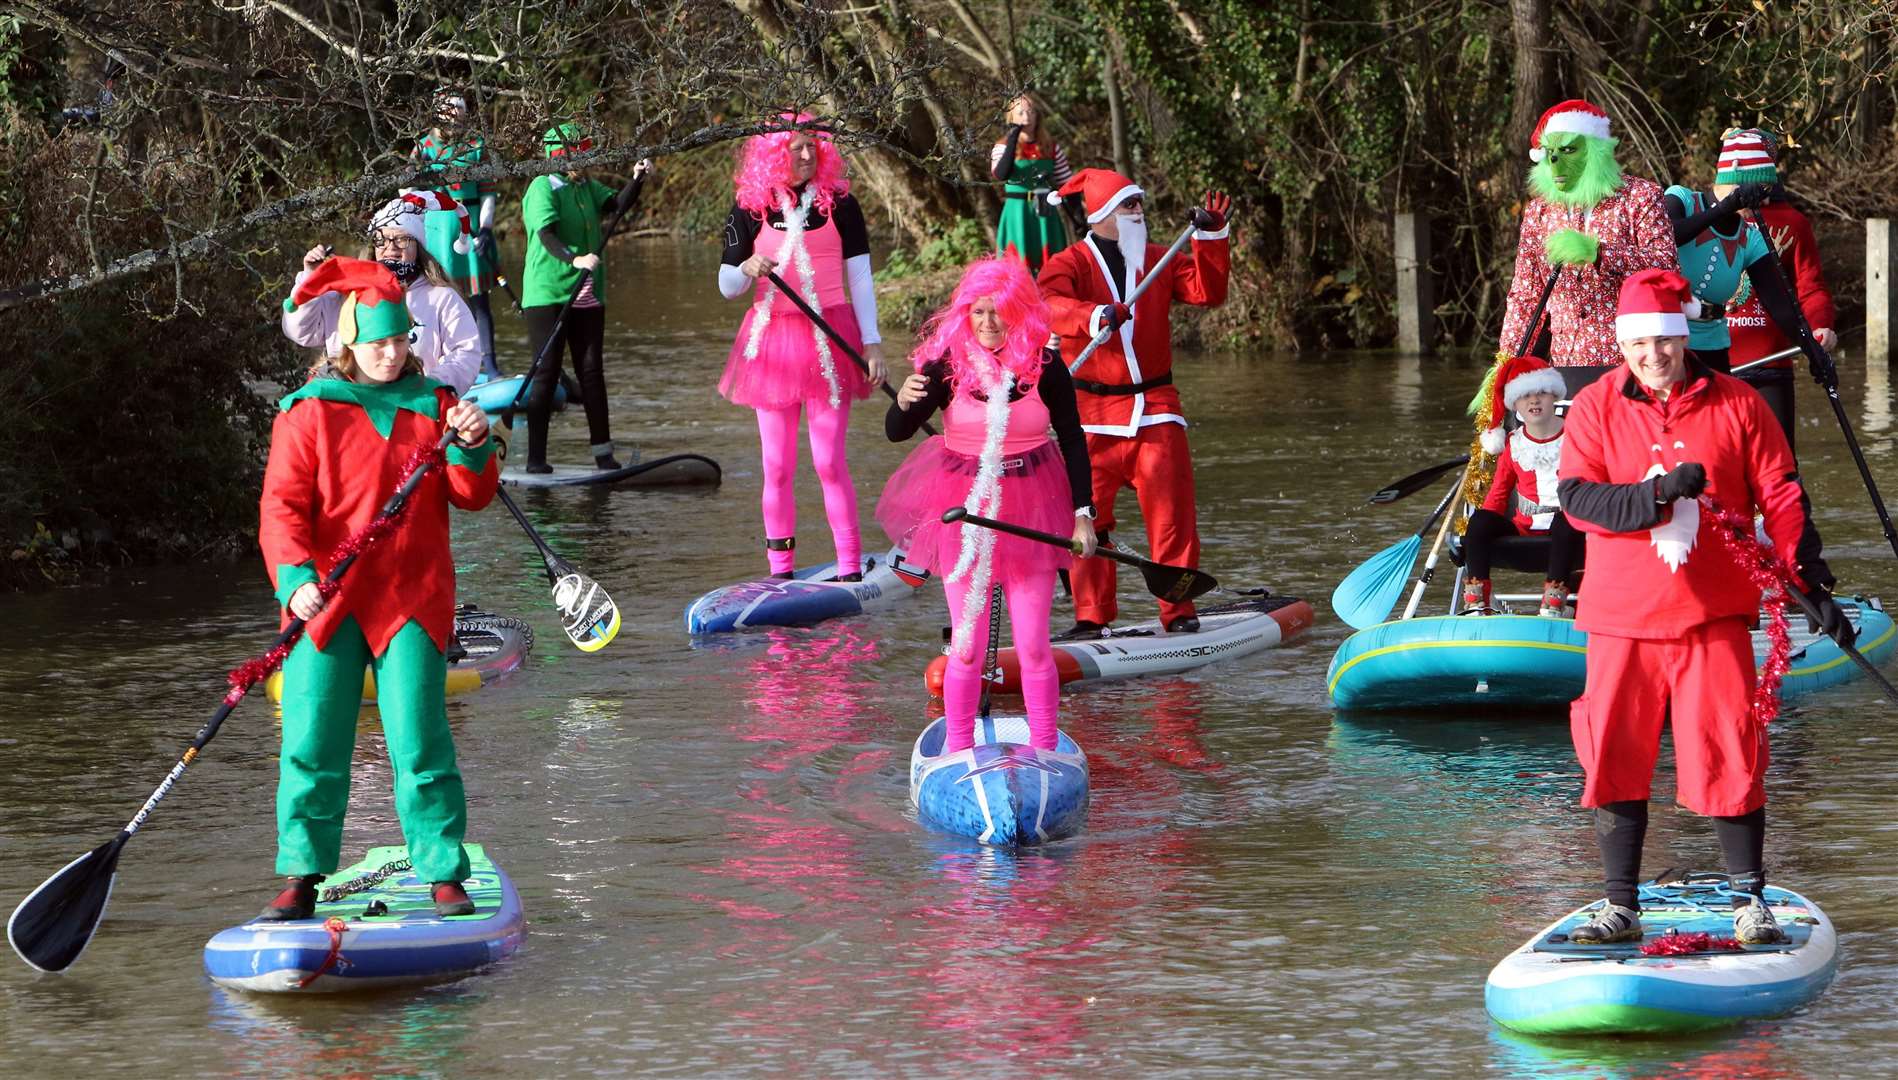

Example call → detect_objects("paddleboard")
500 453 722 489
463 374 564 415
685 547 927 634
1486 874 1837 1035
203 842 524 993
1327 596 1894 711
924 593 1314 696
909 715 1088 846
265 607 532 704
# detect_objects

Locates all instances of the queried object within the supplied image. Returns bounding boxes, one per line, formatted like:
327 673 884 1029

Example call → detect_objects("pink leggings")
756 401 860 576
941 569 1059 752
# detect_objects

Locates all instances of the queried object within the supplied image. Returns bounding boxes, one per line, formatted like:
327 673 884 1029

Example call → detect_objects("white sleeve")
281 269 342 356
718 263 753 300
421 284 481 396
845 253 881 345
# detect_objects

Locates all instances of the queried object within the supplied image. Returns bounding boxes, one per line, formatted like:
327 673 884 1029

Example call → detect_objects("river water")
4 241 1897 1077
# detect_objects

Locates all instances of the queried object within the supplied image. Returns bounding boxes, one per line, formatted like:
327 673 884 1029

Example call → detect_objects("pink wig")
909 256 1051 392
733 113 851 217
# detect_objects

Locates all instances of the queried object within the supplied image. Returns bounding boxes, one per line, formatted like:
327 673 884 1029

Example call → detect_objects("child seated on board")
1463 356 1580 617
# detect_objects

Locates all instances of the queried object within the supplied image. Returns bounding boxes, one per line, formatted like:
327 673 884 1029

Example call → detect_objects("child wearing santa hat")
261 258 498 921
1462 355 1578 617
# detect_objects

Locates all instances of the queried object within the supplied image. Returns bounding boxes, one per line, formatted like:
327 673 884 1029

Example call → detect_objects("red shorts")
1569 618 1766 817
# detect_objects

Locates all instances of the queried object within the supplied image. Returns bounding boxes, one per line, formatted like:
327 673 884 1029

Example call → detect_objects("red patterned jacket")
1726 201 1836 371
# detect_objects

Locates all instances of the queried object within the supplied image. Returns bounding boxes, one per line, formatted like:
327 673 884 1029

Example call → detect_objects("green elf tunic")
1666 184 1771 354
520 174 616 308
414 132 490 294
991 132 1072 274
259 372 499 883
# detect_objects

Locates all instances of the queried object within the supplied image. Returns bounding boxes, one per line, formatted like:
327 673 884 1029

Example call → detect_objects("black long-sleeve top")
886 348 1095 513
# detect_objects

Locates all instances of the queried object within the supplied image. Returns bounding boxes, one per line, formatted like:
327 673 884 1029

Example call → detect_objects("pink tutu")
875 437 1076 576
720 301 874 410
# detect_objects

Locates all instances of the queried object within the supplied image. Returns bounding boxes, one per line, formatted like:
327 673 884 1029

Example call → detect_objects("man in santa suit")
1554 267 1850 947
1036 169 1231 636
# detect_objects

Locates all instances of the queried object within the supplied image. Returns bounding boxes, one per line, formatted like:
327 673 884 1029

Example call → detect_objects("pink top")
942 386 1052 457
752 206 847 310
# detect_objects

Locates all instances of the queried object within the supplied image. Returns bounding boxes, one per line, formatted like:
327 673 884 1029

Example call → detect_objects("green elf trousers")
275 616 471 883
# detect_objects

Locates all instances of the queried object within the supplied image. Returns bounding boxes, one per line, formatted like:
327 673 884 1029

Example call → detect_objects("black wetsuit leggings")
523 304 610 465
1462 507 1581 582
1595 801 1766 910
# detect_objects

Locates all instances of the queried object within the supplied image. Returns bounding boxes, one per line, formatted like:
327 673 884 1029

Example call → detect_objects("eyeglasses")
370 234 414 252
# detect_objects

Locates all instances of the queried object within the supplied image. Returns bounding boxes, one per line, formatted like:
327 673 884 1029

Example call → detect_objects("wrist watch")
1075 506 1096 520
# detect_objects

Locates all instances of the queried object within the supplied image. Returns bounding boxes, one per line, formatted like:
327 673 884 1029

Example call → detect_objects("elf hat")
1615 267 1701 342
1047 168 1143 223
282 257 414 345
372 191 473 254
1529 99 1612 161
1477 355 1566 455
544 123 594 159
1715 127 1779 185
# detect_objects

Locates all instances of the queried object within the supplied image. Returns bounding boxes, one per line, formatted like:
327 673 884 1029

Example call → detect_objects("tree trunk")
1102 42 1130 176
1508 0 1555 161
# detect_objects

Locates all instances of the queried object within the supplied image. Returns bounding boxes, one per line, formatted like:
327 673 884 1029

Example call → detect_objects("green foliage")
879 217 991 278
0 17 62 129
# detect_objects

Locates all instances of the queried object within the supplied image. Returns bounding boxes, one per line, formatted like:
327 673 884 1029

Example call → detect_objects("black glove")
1805 343 1839 390
1798 585 1857 648
1654 463 1708 502
1724 182 1772 212
475 228 495 259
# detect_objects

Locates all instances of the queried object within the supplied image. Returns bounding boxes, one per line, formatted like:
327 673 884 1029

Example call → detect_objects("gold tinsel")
1454 350 1511 534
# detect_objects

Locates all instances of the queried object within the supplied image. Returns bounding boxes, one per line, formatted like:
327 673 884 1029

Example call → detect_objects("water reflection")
208 983 486 1077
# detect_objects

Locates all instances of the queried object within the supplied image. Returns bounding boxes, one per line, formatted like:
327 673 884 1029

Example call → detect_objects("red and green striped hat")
1715 128 1779 185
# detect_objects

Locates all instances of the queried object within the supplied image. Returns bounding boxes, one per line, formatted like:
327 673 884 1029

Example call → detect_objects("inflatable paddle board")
685 547 927 634
463 374 564 415
909 715 1088 846
924 593 1314 696
265 607 532 704
1486 874 1836 1035
500 453 722 489
203 843 524 993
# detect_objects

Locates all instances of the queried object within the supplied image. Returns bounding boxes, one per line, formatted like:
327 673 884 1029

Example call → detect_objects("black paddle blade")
549 556 620 653
9 836 125 973
1141 563 1218 604
1369 456 1470 505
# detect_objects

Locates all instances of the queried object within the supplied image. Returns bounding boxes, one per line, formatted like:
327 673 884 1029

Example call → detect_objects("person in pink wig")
878 256 1097 752
717 116 886 579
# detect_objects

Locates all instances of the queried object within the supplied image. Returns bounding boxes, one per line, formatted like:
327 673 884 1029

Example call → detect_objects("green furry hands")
1544 229 1600 266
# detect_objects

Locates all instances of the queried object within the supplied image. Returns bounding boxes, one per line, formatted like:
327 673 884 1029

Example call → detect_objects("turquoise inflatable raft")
1328 596 1894 711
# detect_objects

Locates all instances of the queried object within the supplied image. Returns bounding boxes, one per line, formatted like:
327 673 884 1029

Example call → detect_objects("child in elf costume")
879 257 1095 752
262 259 499 920
1462 355 1579 617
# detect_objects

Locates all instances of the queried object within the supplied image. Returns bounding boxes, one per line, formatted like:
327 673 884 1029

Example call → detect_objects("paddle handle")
1067 221 1198 374
1400 468 1469 620
762 271 938 438
941 507 1139 570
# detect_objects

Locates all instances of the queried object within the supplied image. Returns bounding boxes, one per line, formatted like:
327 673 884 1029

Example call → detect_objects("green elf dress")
414 132 491 295
991 127 1073 274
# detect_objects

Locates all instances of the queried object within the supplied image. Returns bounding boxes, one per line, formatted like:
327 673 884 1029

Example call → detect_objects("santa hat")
372 191 473 254
1528 99 1612 162
1715 127 1779 185
1047 168 1143 223
1476 355 1566 455
282 257 414 345
1615 268 1701 342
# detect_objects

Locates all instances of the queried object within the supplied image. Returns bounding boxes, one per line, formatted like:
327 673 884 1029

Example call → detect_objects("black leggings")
1462 507 1581 581
1596 800 1765 909
1739 371 1797 456
523 303 611 464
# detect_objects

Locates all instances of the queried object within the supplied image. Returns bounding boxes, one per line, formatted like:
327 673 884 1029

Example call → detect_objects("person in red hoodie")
1554 267 1851 948
1463 355 1577 617
262 258 500 921
1037 169 1230 637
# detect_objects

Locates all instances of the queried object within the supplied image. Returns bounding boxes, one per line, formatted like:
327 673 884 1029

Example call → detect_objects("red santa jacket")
1482 428 1565 532
260 373 498 656
1037 227 1230 436
1726 200 1836 370
1558 361 1807 639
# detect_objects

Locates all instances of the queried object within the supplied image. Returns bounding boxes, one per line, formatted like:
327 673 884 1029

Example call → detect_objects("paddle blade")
1331 533 1423 630
9 837 124 973
551 563 620 653
1140 563 1218 604
1369 456 1470 505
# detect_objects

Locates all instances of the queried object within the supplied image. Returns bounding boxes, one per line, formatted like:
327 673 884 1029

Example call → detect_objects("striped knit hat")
1715 128 1779 185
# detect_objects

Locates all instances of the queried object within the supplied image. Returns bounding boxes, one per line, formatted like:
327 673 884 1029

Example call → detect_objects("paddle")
940 507 1216 603
8 427 461 974
1730 344 1802 377
978 583 1004 719
1065 220 1197 374
474 232 522 312
492 491 621 652
761 270 938 438
1368 455 1470 505
1744 208 1898 559
1331 478 1459 630
1399 476 1467 620
1782 585 1898 704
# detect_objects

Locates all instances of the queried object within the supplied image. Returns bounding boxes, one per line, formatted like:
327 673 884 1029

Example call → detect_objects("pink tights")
941 569 1059 752
756 401 860 576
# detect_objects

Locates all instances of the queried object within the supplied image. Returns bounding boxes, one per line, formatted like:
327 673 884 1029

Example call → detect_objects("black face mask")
380 258 420 284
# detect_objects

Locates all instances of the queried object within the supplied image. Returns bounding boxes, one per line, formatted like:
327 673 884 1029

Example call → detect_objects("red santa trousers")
1072 423 1199 627
1569 616 1767 818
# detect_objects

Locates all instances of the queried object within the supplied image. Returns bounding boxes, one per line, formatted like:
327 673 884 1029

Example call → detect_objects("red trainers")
258 875 322 921
432 881 476 917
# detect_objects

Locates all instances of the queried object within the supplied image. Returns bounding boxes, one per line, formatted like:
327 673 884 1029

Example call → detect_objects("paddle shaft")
1401 473 1467 619
475 234 522 311
945 507 1151 573
1779 582 1898 703
979 583 1003 719
1067 221 1197 374
493 486 565 582
760 271 938 438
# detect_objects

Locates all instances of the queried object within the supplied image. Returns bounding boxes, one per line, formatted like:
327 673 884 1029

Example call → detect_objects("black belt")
1003 189 1052 201
1690 302 1728 321
1072 372 1172 397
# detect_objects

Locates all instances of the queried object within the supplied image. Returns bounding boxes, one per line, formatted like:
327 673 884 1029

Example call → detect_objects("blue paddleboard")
910 715 1088 846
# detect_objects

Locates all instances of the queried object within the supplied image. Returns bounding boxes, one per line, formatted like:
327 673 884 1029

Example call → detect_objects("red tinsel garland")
1639 930 1745 956
1700 498 1795 726
222 440 447 705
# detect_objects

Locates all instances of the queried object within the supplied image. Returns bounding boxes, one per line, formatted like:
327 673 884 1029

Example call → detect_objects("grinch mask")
1529 131 1624 209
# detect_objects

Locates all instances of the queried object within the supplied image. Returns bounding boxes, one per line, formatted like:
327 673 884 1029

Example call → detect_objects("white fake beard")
1643 462 1699 572
1118 215 1148 286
